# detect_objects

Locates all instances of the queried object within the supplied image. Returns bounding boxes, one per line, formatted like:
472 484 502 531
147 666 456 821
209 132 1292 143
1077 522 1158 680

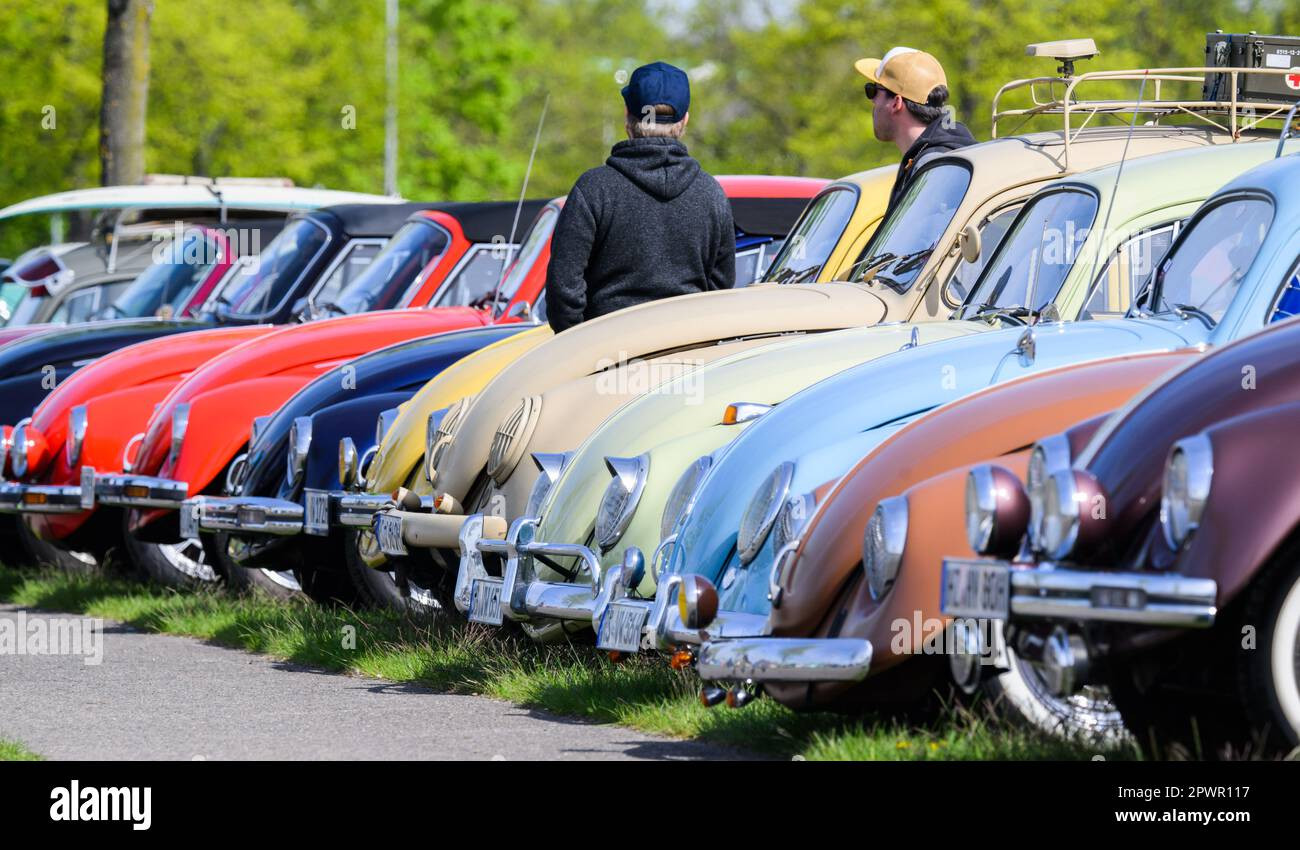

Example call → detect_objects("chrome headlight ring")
169 403 191 467
286 416 312 487
659 455 713 541
1161 433 1214 550
863 495 908 600
524 451 572 518
66 405 88 468
11 419 32 478
736 461 794 565
594 454 650 553
338 437 359 490
1026 433 1072 554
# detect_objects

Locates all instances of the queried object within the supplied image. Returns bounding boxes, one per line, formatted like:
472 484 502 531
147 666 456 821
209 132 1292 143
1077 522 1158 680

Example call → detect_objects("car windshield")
850 163 971 291
222 217 329 316
427 246 510 308
0 281 28 324
959 189 1099 319
323 220 449 316
97 229 218 319
764 188 858 284
1152 197 1273 324
486 206 558 315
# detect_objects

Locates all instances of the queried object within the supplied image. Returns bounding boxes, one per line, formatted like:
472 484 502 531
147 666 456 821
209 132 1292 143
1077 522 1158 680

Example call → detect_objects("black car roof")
309 200 549 241
730 197 811 238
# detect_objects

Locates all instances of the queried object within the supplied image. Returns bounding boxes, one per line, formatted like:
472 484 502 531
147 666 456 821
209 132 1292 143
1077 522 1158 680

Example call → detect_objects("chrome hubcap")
159 537 219 583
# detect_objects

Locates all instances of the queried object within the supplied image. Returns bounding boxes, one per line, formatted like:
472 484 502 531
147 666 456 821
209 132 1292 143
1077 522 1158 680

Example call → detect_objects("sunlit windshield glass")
488 207 558 312
225 218 329 315
960 190 1099 318
764 188 857 283
851 164 971 291
1154 198 1272 322
429 247 509 308
329 220 449 315
4 290 45 326
0 281 27 325
102 230 217 319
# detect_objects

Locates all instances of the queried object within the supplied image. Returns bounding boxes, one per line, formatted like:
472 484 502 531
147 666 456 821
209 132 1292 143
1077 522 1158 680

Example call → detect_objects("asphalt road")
0 603 748 761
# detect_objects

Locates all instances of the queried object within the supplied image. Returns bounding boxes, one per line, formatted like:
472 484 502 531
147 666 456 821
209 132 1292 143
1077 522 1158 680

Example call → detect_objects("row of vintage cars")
3 46 1300 758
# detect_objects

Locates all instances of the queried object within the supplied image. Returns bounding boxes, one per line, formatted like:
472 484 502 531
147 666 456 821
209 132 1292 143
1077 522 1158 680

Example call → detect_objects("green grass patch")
0 565 1131 760
0 738 41 761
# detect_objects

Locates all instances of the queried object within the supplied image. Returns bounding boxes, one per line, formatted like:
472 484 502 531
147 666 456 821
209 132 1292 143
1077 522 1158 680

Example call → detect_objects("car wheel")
16 517 100 574
342 529 444 615
1238 549 1300 756
982 648 1128 745
121 514 220 588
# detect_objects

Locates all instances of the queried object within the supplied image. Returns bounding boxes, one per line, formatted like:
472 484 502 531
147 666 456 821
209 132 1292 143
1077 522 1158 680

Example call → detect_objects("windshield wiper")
868 248 933 289
968 303 1034 326
1164 301 1217 330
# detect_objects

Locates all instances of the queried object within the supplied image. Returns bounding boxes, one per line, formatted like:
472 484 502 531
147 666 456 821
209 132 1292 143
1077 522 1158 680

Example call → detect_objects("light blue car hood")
664 315 1206 615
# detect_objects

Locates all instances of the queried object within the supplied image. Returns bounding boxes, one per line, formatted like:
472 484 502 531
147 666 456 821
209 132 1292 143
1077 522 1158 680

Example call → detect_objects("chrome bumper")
335 492 395 528
941 558 1218 627
0 482 21 512
95 473 188 509
11 483 88 514
696 637 873 683
194 496 305 536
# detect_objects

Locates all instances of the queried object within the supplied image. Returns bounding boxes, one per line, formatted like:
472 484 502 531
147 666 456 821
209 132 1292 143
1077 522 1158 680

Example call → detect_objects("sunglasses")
863 82 892 100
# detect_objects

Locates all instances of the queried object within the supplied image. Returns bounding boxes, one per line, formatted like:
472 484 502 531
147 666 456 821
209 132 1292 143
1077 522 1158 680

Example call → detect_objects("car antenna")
1084 74 1149 300
491 92 550 314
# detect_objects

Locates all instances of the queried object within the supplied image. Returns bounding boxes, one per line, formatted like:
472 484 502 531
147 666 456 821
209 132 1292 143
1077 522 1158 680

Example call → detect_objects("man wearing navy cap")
545 61 735 332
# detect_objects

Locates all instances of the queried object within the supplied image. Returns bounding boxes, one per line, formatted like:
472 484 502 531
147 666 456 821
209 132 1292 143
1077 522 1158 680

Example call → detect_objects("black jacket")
886 119 978 215
545 138 735 332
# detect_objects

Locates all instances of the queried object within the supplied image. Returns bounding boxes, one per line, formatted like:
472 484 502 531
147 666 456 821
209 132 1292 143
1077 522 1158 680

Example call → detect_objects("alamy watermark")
0 612 103 666
150 221 263 268
593 352 705 405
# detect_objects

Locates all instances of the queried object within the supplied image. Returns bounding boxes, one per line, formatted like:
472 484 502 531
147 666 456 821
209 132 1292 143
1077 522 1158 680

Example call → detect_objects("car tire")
16 517 100 574
1237 546 1300 756
342 528 445 616
981 647 1129 746
121 514 220 588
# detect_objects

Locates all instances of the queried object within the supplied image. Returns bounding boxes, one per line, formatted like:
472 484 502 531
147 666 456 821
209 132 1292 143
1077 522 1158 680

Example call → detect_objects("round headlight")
737 461 794 565
1026 434 1072 553
524 451 572 518
1160 433 1213 549
772 491 818 554
594 454 649 553
66 405 88 468
863 495 908 600
285 416 312 486
660 455 712 540
338 437 358 489
965 464 1031 557
12 421 31 478
375 407 399 448
169 403 191 465
1036 470 1082 560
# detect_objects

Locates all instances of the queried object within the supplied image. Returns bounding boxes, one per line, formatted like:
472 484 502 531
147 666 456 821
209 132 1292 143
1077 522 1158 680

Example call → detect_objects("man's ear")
681 111 690 132
890 94 907 115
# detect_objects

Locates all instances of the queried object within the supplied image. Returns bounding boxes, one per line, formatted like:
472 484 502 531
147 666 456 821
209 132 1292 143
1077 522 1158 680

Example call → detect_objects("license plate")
468 578 504 625
597 601 649 653
180 500 200 539
304 490 330 536
80 466 95 510
941 559 1011 620
375 513 407 557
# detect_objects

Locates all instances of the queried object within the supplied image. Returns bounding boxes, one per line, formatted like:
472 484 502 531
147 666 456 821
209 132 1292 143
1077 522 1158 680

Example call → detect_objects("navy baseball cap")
621 61 690 124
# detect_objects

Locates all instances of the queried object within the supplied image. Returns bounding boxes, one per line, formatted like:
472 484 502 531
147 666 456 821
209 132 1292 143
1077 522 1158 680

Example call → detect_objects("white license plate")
304 490 330 536
180 500 201 539
79 466 96 510
468 578 504 626
597 601 649 653
941 559 1011 620
375 513 407 556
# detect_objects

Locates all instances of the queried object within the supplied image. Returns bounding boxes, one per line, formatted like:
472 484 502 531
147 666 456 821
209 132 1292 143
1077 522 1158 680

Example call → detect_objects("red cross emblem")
1287 72 1300 90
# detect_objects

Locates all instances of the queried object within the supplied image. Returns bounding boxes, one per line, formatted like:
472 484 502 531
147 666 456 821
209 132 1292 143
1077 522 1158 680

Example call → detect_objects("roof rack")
141 174 296 187
993 41 1300 169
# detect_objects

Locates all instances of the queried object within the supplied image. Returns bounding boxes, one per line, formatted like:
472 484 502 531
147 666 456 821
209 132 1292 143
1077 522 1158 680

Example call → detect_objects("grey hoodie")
545 137 735 332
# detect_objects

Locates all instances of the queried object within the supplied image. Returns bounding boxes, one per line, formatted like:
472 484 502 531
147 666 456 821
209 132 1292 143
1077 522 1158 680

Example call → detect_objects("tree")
99 0 153 185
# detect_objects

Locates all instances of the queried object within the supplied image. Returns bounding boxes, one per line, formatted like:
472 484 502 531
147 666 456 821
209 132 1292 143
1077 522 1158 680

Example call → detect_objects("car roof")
0 185 399 220
716 175 829 238
415 200 550 244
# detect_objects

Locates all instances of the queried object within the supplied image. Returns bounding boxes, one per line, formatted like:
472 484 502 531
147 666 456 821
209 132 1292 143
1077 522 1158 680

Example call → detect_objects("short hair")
904 85 950 124
628 104 687 139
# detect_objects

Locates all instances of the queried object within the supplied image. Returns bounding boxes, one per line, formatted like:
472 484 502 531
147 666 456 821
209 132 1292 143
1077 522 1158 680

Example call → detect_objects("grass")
0 739 41 761
0 565 1132 760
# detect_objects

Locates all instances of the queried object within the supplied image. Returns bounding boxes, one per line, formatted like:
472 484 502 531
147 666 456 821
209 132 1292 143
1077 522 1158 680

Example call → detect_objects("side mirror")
958 224 982 264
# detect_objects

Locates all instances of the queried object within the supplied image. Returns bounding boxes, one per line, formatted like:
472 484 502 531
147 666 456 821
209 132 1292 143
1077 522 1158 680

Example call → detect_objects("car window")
1082 224 1179 319
225 217 331 317
0 281 27 324
944 204 1022 306
734 247 762 288
1268 257 1300 324
310 241 386 308
51 287 101 324
483 207 558 312
764 187 858 284
851 163 972 292
428 245 510 308
105 230 219 319
330 220 450 315
1153 197 1273 322
958 189 1099 319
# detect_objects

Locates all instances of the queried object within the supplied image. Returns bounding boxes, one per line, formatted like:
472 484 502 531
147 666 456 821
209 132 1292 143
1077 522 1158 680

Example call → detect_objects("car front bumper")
696 637 874 683
95 473 188 509
939 557 1218 627
192 496 305 536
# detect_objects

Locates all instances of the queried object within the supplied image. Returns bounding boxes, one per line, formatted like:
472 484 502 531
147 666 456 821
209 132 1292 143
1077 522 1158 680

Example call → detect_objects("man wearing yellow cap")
856 47 977 214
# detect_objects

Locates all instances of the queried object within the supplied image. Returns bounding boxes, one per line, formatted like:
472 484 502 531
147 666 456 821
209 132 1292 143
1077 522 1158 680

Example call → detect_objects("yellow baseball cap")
855 47 948 105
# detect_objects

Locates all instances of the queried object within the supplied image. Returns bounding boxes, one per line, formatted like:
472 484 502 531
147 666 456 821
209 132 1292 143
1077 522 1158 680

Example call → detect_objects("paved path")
0 603 748 761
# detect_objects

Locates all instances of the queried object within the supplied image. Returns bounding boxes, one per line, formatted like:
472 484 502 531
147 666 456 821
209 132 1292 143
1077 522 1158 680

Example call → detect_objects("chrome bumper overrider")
941 558 1218 627
696 637 873 683
95 473 188 509
336 493 397 528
